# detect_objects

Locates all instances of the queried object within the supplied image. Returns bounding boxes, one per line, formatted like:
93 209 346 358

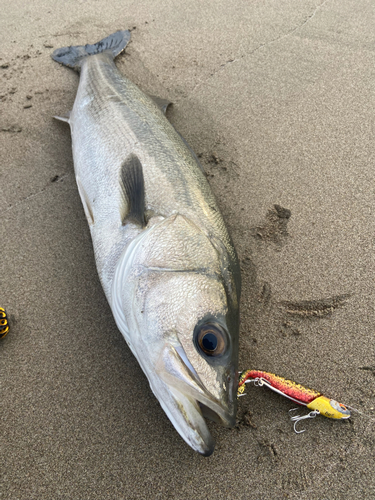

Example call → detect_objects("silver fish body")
53 30 240 455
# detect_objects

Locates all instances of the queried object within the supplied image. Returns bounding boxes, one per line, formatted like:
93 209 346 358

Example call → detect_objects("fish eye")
195 323 227 357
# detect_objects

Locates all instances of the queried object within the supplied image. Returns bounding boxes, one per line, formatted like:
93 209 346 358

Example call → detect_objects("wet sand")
1 1 374 498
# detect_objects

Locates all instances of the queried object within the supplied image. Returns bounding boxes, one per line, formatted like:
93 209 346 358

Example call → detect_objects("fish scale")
75 54 228 243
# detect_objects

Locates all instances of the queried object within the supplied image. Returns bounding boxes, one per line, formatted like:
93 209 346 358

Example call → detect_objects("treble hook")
289 408 320 434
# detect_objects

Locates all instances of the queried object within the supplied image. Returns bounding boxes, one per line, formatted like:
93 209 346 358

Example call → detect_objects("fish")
52 30 241 456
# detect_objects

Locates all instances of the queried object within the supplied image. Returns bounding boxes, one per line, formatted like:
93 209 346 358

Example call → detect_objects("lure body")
238 370 350 420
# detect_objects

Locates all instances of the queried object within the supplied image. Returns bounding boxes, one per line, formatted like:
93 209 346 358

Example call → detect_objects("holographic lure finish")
238 370 320 403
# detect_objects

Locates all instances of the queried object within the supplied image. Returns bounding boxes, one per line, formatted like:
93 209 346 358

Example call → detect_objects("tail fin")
52 30 131 71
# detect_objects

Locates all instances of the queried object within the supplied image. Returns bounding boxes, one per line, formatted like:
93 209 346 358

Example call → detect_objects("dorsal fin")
120 154 146 227
53 111 71 124
177 132 205 173
149 95 172 115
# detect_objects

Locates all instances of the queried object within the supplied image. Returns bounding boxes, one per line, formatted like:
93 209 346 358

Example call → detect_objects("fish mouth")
152 344 236 456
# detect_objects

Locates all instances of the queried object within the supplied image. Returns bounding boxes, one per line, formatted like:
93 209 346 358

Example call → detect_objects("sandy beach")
1 0 374 498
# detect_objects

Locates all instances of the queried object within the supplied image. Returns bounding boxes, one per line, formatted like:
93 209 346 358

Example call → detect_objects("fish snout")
155 344 237 428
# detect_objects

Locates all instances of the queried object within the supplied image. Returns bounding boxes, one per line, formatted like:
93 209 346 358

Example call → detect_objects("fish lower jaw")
155 386 216 456
151 374 236 456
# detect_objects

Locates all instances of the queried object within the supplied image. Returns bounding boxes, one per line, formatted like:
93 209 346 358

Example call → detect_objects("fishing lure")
238 370 350 433
0 308 9 339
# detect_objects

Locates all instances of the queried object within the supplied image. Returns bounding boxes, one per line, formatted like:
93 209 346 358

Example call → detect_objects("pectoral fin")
120 154 146 227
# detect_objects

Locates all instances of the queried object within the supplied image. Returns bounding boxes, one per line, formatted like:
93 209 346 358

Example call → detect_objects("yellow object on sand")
307 395 351 419
0 307 9 339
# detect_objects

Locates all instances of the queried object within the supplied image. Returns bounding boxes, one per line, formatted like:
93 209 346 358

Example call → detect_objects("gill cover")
110 214 239 455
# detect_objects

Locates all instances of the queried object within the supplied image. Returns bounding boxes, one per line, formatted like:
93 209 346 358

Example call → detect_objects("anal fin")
53 111 71 124
120 154 146 227
76 177 94 225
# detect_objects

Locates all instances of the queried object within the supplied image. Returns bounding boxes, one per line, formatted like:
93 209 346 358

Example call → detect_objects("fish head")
135 271 239 456
112 214 240 455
